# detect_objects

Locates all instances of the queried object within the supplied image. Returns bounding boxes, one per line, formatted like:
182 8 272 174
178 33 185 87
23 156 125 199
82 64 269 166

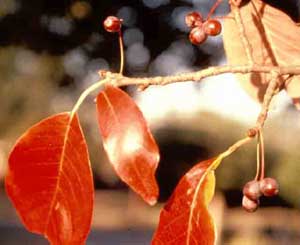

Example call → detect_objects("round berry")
260 177 279 197
242 195 259 212
185 12 203 28
243 180 261 201
103 16 122 33
203 19 222 36
189 27 207 45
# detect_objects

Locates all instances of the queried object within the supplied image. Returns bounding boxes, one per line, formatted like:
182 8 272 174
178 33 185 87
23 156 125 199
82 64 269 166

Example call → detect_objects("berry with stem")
103 16 122 33
103 15 124 74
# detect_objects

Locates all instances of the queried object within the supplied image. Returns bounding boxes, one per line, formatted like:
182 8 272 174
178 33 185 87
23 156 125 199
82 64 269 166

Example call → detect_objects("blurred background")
1 0 300 244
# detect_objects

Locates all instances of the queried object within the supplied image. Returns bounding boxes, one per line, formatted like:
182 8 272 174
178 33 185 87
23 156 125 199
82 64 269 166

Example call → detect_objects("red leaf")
6 113 94 245
152 158 221 245
96 85 159 205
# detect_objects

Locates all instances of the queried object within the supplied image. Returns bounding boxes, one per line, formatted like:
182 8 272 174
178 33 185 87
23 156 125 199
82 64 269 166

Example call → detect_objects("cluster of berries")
185 12 222 45
242 177 279 212
103 13 222 46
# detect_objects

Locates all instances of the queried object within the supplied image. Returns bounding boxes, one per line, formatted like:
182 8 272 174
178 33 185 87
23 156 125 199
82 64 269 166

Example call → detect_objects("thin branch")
255 71 280 129
70 79 107 118
245 71 280 137
100 65 300 87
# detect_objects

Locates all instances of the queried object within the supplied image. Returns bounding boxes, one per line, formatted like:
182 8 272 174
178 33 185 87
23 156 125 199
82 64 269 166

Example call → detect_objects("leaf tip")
147 196 158 206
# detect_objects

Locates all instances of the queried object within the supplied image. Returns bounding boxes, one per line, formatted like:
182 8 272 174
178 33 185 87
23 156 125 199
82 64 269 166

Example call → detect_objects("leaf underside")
223 0 300 103
152 158 218 245
6 113 94 245
96 85 160 205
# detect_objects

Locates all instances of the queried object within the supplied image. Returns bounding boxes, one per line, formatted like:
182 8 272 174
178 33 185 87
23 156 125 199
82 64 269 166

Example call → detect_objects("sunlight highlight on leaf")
96 85 160 205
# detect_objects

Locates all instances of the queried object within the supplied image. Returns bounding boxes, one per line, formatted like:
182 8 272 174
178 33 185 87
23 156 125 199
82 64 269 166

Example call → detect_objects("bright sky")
136 72 292 127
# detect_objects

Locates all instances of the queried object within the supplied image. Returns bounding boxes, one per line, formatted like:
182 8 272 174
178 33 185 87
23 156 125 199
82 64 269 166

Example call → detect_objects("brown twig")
100 65 300 87
247 71 280 137
246 71 280 137
255 71 280 128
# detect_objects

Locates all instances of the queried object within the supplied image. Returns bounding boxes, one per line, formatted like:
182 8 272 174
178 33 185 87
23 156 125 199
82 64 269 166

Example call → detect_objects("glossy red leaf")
96 85 159 205
152 157 222 245
6 113 94 245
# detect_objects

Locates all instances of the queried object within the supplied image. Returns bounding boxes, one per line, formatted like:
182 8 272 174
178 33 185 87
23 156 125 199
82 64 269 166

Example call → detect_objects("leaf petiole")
70 78 108 118
208 136 252 171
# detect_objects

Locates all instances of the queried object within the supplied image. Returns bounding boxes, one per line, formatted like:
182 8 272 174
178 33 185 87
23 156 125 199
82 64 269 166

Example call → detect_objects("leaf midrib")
44 114 73 236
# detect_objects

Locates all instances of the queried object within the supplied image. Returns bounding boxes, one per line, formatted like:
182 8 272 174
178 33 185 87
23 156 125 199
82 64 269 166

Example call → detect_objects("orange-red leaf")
223 0 300 103
152 158 220 245
6 113 94 245
96 85 159 205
